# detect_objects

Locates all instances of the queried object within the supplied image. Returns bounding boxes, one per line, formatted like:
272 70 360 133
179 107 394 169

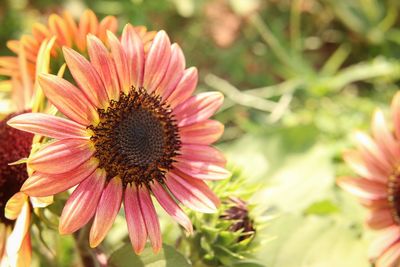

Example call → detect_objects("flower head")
8 24 230 254
0 9 122 112
338 92 400 267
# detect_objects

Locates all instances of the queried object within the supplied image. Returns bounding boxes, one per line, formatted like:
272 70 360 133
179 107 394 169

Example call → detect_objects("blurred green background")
3 0 400 266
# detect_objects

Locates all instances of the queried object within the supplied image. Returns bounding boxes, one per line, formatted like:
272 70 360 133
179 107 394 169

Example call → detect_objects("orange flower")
338 92 400 267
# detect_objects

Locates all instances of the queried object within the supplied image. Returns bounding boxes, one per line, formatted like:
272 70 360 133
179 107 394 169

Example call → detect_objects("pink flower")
8 24 230 254
338 92 400 267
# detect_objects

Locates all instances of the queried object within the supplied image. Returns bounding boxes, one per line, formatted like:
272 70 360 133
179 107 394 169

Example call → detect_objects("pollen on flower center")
388 170 400 224
89 87 181 187
0 112 33 225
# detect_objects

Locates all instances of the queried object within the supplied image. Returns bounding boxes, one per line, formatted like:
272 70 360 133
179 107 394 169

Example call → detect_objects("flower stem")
73 225 99 267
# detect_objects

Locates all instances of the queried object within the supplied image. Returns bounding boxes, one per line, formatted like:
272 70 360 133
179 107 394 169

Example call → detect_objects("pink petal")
366 208 395 230
124 184 147 254
343 150 387 183
87 35 121 102
138 187 162 253
175 92 224 127
166 171 219 213
90 177 123 248
156 43 185 99
167 67 198 108
174 160 231 180
22 158 99 197
59 169 106 234
392 92 400 140
180 120 224 145
107 31 130 94
8 113 89 140
337 176 387 200
28 139 94 174
372 109 400 161
151 181 193 234
143 31 171 93
369 225 400 260
121 24 144 89
354 131 392 174
38 74 99 125
376 240 400 267
63 47 108 108
177 144 226 166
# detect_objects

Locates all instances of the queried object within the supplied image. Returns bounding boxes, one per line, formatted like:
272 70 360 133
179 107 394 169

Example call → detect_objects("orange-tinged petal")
178 144 226 165
90 177 122 248
121 24 145 90
376 240 400 267
87 35 120 101
369 225 400 261
48 14 72 47
59 169 106 235
166 171 219 213
77 10 99 51
156 43 185 99
151 181 193 234
5 192 27 220
98 16 118 42
107 31 130 93
63 47 108 108
23 158 99 197
174 160 231 180
8 113 89 140
124 184 147 254
337 176 387 200
143 31 171 92
138 187 162 253
38 73 99 125
343 150 387 183
28 139 94 174
9 233 31 267
30 196 54 208
167 67 198 108
372 109 400 161
175 92 224 127
180 120 224 145
366 208 395 230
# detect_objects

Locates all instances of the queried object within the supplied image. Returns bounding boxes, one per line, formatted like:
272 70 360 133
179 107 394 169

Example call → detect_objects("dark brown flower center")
0 112 33 225
89 87 181 187
220 197 255 242
388 172 400 224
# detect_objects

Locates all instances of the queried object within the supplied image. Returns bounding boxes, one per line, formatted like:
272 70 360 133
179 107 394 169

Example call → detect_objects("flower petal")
6 201 30 256
8 113 89 139
124 184 147 254
59 169 106 234
107 31 130 93
156 43 185 99
167 67 198 109
22 158 99 197
369 225 400 261
138 187 162 253
366 208 395 230
90 177 123 248
392 91 400 140
337 176 387 200
180 120 224 145
121 24 144 89
174 160 231 180
375 240 400 267
63 47 108 108
166 171 219 213
343 150 387 183
5 192 27 220
151 181 193 234
177 144 226 165
38 73 99 125
28 139 94 174
175 92 224 127
143 31 171 93
87 34 120 102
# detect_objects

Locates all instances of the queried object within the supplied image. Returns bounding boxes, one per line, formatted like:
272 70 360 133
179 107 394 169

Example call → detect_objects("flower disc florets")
89 87 181 187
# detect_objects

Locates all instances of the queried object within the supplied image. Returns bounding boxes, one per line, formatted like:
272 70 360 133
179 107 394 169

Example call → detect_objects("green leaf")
108 243 191 267
305 199 340 216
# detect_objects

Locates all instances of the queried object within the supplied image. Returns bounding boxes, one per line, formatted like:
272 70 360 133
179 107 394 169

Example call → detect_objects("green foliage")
108 244 191 267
